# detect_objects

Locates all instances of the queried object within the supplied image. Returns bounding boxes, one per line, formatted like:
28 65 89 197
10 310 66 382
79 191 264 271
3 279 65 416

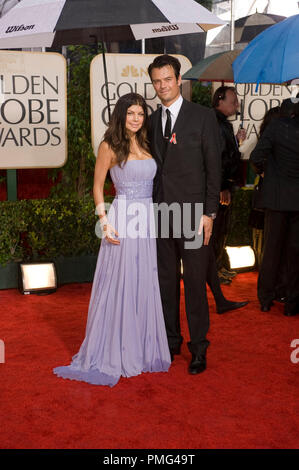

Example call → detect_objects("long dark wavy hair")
103 93 149 167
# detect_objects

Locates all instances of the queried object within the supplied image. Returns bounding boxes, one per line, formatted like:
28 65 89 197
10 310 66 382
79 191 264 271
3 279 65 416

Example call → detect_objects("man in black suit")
205 86 248 313
212 86 245 283
148 54 221 374
250 98 299 316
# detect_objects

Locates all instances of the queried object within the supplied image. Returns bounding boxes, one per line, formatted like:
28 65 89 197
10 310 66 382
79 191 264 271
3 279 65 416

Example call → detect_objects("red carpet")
0 272 298 449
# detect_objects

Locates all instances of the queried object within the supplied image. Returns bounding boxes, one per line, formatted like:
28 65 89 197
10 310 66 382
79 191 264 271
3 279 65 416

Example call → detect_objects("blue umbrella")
233 14 299 85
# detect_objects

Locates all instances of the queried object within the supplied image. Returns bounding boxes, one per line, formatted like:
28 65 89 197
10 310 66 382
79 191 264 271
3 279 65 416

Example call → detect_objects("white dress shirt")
161 94 183 135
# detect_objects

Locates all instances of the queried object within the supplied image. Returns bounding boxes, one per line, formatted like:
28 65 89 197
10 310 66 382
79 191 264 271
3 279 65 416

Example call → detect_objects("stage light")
18 262 57 295
225 246 256 271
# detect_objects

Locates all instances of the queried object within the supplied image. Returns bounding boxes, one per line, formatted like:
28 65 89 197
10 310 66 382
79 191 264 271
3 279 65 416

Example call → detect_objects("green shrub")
191 82 212 108
49 45 102 199
0 201 27 265
0 190 252 267
0 195 113 266
227 187 253 246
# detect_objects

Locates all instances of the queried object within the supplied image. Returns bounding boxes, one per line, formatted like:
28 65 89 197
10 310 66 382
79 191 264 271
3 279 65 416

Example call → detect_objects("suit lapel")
170 98 188 140
152 107 163 164
163 99 188 160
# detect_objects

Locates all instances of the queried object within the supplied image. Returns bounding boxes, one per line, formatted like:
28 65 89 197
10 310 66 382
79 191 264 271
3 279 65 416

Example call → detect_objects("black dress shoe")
169 345 181 362
216 300 248 314
188 354 206 375
284 310 298 317
218 275 232 285
284 304 298 316
170 345 181 356
260 301 273 312
275 296 286 303
219 267 237 278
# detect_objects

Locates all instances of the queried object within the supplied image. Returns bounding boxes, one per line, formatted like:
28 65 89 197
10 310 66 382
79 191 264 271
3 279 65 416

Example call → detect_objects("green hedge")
0 196 113 266
227 187 253 246
0 189 253 267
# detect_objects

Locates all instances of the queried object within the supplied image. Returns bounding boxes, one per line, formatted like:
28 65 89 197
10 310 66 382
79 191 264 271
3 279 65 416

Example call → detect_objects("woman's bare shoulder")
97 141 118 168
98 140 112 153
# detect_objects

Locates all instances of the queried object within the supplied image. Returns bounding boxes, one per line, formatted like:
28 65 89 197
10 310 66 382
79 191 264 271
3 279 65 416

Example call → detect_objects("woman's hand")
100 216 120 245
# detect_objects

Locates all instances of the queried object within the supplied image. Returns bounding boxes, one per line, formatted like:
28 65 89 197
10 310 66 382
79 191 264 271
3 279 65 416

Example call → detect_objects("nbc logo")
121 66 148 78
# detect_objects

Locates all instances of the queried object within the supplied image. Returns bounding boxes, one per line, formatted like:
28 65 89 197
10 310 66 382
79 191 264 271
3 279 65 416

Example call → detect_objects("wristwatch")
206 213 217 220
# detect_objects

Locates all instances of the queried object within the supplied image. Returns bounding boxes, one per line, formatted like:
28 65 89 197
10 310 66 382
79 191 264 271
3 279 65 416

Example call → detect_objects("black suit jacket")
149 99 222 215
250 116 299 211
214 109 241 191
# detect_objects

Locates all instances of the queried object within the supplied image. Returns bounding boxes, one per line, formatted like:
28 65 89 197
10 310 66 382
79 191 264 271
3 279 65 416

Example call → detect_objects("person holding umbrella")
204 85 249 313
250 98 299 316
211 85 246 284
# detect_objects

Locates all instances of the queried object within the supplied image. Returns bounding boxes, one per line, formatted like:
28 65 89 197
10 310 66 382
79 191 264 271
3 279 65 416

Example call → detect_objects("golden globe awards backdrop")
0 51 67 169
90 53 192 156
212 81 299 160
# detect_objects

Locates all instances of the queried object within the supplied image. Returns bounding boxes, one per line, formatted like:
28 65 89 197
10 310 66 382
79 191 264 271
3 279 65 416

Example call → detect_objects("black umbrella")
235 12 286 44
206 12 286 57
0 0 224 118
0 0 225 46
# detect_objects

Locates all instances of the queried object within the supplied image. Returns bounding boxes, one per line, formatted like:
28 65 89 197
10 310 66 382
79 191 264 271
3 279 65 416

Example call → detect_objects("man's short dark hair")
148 54 181 81
212 86 237 108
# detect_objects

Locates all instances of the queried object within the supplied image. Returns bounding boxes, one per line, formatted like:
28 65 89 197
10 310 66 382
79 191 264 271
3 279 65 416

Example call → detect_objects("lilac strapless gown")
53 159 171 386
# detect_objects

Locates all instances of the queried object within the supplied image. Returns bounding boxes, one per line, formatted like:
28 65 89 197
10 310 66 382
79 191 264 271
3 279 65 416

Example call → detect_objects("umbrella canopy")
205 12 285 58
235 12 286 44
182 49 241 82
233 14 299 85
0 0 225 48
0 0 19 17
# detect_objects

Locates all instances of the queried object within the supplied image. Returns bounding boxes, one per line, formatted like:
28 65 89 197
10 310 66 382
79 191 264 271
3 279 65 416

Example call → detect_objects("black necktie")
164 109 172 141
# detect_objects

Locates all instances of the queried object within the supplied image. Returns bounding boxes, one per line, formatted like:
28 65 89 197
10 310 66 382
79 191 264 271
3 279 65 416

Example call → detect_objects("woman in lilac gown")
53 93 171 386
